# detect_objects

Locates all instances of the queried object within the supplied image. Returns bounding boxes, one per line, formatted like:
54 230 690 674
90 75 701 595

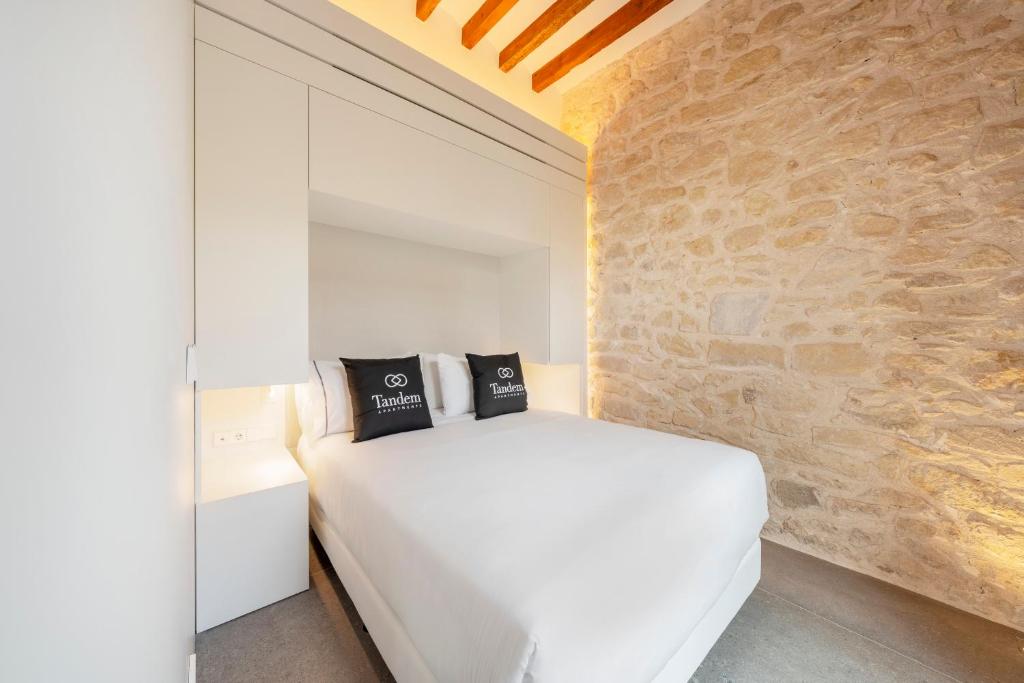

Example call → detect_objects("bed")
297 408 767 683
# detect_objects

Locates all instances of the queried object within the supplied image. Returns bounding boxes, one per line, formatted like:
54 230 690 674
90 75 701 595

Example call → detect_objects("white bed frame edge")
311 502 439 682
651 539 761 682
311 500 761 683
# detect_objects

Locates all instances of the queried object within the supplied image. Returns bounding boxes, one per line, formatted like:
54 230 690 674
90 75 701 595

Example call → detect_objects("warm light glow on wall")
557 0 1024 631
585 167 597 420
199 385 289 454
523 362 582 415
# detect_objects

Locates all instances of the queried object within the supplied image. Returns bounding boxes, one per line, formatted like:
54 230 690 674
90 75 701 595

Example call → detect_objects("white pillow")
437 353 473 416
416 353 444 411
294 381 314 438
307 360 354 438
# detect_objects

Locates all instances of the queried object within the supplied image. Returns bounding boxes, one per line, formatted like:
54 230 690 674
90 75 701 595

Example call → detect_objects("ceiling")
328 0 708 127
426 0 699 91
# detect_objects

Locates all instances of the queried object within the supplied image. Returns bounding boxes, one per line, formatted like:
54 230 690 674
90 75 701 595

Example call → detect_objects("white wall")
309 223 501 359
0 3 195 681
500 248 551 363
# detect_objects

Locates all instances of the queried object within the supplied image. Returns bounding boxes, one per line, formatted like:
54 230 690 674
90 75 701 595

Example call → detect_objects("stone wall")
561 0 1024 630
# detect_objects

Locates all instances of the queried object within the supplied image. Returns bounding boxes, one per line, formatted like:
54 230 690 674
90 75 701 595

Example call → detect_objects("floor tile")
759 540 1024 683
692 589 953 683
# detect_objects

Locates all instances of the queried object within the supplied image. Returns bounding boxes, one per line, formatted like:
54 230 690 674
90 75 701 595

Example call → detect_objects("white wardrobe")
195 42 309 391
193 0 588 403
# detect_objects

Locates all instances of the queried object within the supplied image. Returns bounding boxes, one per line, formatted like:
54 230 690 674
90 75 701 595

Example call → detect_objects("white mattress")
299 410 767 683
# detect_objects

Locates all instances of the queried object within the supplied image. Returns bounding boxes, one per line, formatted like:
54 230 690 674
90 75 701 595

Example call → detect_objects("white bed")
298 409 767 683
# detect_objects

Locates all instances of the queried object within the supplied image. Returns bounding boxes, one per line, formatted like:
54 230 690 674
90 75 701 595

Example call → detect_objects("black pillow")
465 352 528 419
339 356 434 442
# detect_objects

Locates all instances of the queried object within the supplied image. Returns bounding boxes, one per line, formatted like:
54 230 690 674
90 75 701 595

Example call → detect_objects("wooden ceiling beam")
532 0 673 92
500 0 594 72
463 0 520 49
416 0 443 21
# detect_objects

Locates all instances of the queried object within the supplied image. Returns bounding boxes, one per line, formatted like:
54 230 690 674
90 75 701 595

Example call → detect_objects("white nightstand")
196 445 309 632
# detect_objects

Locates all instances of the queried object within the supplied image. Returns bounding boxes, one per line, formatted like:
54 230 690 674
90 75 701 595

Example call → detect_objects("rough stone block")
657 332 700 358
908 209 976 234
728 150 782 185
892 98 983 147
775 227 827 249
756 3 804 34
709 340 785 368
710 292 770 335
743 190 777 217
774 479 821 509
852 213 899 237
860 77 913 114
723 32 750 52
787 167 846 200
975 118 1024 167
794 343 871 376
724 224 765 252
685 234 715 256
771 201 838 230
724 45 782 83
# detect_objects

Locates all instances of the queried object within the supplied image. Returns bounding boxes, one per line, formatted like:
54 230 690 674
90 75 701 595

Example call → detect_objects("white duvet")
300 410 767 683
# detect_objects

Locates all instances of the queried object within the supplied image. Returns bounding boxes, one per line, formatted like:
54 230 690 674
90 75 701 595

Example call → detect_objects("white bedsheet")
300 410 767 683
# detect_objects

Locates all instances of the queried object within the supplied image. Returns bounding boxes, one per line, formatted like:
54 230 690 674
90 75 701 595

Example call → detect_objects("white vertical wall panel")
500 249 550 364
3 2 195 679
196 42 309 390
548 186 589 411
309 88 549 250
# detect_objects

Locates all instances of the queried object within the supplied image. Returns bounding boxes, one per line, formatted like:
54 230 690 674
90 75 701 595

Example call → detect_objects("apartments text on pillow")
340 356 434 442
465 352 528 419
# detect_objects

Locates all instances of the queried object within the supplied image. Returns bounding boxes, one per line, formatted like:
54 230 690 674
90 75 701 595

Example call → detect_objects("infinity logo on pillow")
384 373 408 388
497 367 514 379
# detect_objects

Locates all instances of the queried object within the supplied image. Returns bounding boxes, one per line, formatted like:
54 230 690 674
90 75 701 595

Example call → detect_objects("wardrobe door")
309 88 548 252
195 42 308 390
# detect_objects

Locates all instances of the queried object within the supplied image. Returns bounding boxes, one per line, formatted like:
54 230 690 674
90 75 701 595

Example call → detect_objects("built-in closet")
191 0 587 631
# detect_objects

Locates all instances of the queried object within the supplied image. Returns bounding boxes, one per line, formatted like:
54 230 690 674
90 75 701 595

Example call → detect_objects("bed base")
310 501 760 683
651 539 760 682
310 502 437 682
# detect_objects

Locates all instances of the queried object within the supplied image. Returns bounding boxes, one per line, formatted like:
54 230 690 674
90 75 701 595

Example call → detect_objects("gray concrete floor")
197 535 1024 682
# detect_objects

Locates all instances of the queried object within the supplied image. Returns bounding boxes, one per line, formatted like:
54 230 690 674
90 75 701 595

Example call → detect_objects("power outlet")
213 429 247 447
